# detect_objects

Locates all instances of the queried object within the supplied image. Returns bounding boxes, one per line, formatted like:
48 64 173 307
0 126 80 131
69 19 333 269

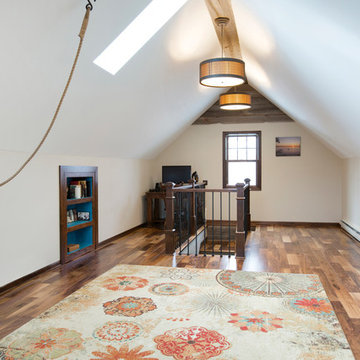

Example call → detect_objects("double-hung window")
223 131 261 190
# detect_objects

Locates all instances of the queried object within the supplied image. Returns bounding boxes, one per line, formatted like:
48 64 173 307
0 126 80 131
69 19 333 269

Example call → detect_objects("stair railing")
164 180 251 258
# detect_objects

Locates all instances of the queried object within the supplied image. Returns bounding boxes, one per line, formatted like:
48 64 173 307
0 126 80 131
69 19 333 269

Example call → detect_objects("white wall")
342 158 360 241
151 122 342 223
0 151 152 286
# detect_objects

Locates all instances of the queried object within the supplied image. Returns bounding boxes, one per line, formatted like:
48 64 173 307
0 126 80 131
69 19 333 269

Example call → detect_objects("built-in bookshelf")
59 166 98 264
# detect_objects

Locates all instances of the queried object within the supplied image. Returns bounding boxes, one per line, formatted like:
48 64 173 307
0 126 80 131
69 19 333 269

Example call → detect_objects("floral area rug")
0 264 355 359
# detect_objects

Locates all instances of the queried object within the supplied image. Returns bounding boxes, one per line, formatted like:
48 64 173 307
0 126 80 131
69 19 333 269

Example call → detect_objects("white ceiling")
1 0 359 159
234 0 360 158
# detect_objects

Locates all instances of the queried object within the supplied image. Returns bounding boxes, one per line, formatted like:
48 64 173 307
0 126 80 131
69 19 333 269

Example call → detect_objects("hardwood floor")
0 224 360 358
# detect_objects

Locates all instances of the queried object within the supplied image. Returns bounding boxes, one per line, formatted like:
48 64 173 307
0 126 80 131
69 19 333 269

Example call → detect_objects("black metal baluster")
228 191 231 257
187 193 190 255
212 191 214 256
220 192 222 257
195 192 198 256
179 193 182 254
203 192 207 257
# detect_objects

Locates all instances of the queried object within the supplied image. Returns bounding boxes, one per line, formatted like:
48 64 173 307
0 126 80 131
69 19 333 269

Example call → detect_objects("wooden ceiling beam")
205 0 241 58
203 108 288 117
193 85 295 125
195 115 293 125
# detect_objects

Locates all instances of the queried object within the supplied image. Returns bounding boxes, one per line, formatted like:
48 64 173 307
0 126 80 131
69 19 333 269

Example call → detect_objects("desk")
145 182 208 228
145 191 166 227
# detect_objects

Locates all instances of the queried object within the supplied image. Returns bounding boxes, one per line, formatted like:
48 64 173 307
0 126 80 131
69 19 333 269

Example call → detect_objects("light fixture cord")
0 6 92 187
221 22 224 58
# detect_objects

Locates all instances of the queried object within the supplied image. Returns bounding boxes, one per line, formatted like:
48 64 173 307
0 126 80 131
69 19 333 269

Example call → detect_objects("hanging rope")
0 4 94 187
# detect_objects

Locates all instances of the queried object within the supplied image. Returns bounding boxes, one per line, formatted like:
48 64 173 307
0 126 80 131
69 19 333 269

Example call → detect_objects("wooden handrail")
163 180 208 191
174 188 237 193
173 184 250 193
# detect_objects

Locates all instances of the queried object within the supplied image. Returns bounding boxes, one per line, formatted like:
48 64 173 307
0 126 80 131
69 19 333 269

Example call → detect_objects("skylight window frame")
93 0 189 75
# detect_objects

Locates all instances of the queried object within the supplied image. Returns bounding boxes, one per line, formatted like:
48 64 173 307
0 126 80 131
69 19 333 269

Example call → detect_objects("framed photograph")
77 211 90 221
276 137 301 156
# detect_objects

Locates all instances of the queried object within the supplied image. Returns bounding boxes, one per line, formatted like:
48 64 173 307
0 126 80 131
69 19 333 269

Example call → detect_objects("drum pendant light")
219 92 251 110
200 17 246 87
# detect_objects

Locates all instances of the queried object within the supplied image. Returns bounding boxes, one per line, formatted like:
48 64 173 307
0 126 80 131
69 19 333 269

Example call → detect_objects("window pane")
228 149 237 160
247 136 257 148
238 149 247 160
228 161 257 186
247 149 257 160
238 137 247 148
228 137 237 149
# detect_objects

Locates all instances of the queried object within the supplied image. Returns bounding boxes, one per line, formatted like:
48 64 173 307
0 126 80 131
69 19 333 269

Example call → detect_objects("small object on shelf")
67 243 80 252
67 209 78 223
79 180 86 197
192 171 199 183
68 185 76 199
77 211 90 221
67 180 90 199
67 210 73 223
74 185 82 199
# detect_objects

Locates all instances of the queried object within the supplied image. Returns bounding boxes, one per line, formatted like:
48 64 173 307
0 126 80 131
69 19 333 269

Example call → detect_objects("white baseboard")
341 220 360 242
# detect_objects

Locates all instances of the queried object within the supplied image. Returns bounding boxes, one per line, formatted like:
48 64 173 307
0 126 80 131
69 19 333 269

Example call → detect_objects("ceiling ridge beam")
205 0 241 58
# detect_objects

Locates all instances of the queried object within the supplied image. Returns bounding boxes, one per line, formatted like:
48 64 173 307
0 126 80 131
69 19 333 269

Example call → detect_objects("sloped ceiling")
232 0 360 158
1 0 359 159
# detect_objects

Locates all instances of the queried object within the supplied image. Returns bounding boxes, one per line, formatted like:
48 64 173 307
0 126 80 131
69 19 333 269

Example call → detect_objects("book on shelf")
67 180 90 199
68 185 78 199
67 209 78 223
80 180 87 197
67 243 80 252
74 185 81 199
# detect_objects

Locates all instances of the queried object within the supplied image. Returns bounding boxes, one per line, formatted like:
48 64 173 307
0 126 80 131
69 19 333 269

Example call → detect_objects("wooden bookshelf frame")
59 166 98 264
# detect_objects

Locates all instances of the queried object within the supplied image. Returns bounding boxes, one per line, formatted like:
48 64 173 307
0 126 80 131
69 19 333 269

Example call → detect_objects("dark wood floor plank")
0 225 359 358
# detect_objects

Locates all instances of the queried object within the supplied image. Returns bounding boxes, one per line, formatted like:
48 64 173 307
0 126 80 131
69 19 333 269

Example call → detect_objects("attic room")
0 0 359 358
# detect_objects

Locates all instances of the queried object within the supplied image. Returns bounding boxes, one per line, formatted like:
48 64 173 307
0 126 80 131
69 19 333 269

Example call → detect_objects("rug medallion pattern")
216 270 322 297
0 265 354 359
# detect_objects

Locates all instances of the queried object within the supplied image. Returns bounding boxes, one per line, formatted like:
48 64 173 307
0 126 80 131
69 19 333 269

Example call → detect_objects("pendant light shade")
200 58 246 87
199 17 251 110
199 17 247 88
219 92 251 110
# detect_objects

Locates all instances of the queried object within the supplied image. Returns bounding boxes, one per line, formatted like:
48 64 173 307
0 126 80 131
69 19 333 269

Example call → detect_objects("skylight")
94 0 189 75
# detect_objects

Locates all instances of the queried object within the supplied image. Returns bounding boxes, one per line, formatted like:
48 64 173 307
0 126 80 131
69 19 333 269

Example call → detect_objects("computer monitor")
162 165 191 184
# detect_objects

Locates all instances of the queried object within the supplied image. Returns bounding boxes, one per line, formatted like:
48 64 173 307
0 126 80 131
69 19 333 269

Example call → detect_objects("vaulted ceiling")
1 0 359 159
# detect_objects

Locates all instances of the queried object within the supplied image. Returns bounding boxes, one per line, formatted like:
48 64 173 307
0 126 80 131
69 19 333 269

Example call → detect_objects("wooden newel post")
190 179 196 235
235 182 246 258
165 182 176 254
244 178 251 232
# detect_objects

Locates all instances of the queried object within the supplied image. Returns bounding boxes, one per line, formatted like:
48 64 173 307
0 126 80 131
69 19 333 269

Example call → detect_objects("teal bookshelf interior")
66 177 93 255
67 177 93 199
67 226 93 254
67 202 93 228
60 166 98 264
